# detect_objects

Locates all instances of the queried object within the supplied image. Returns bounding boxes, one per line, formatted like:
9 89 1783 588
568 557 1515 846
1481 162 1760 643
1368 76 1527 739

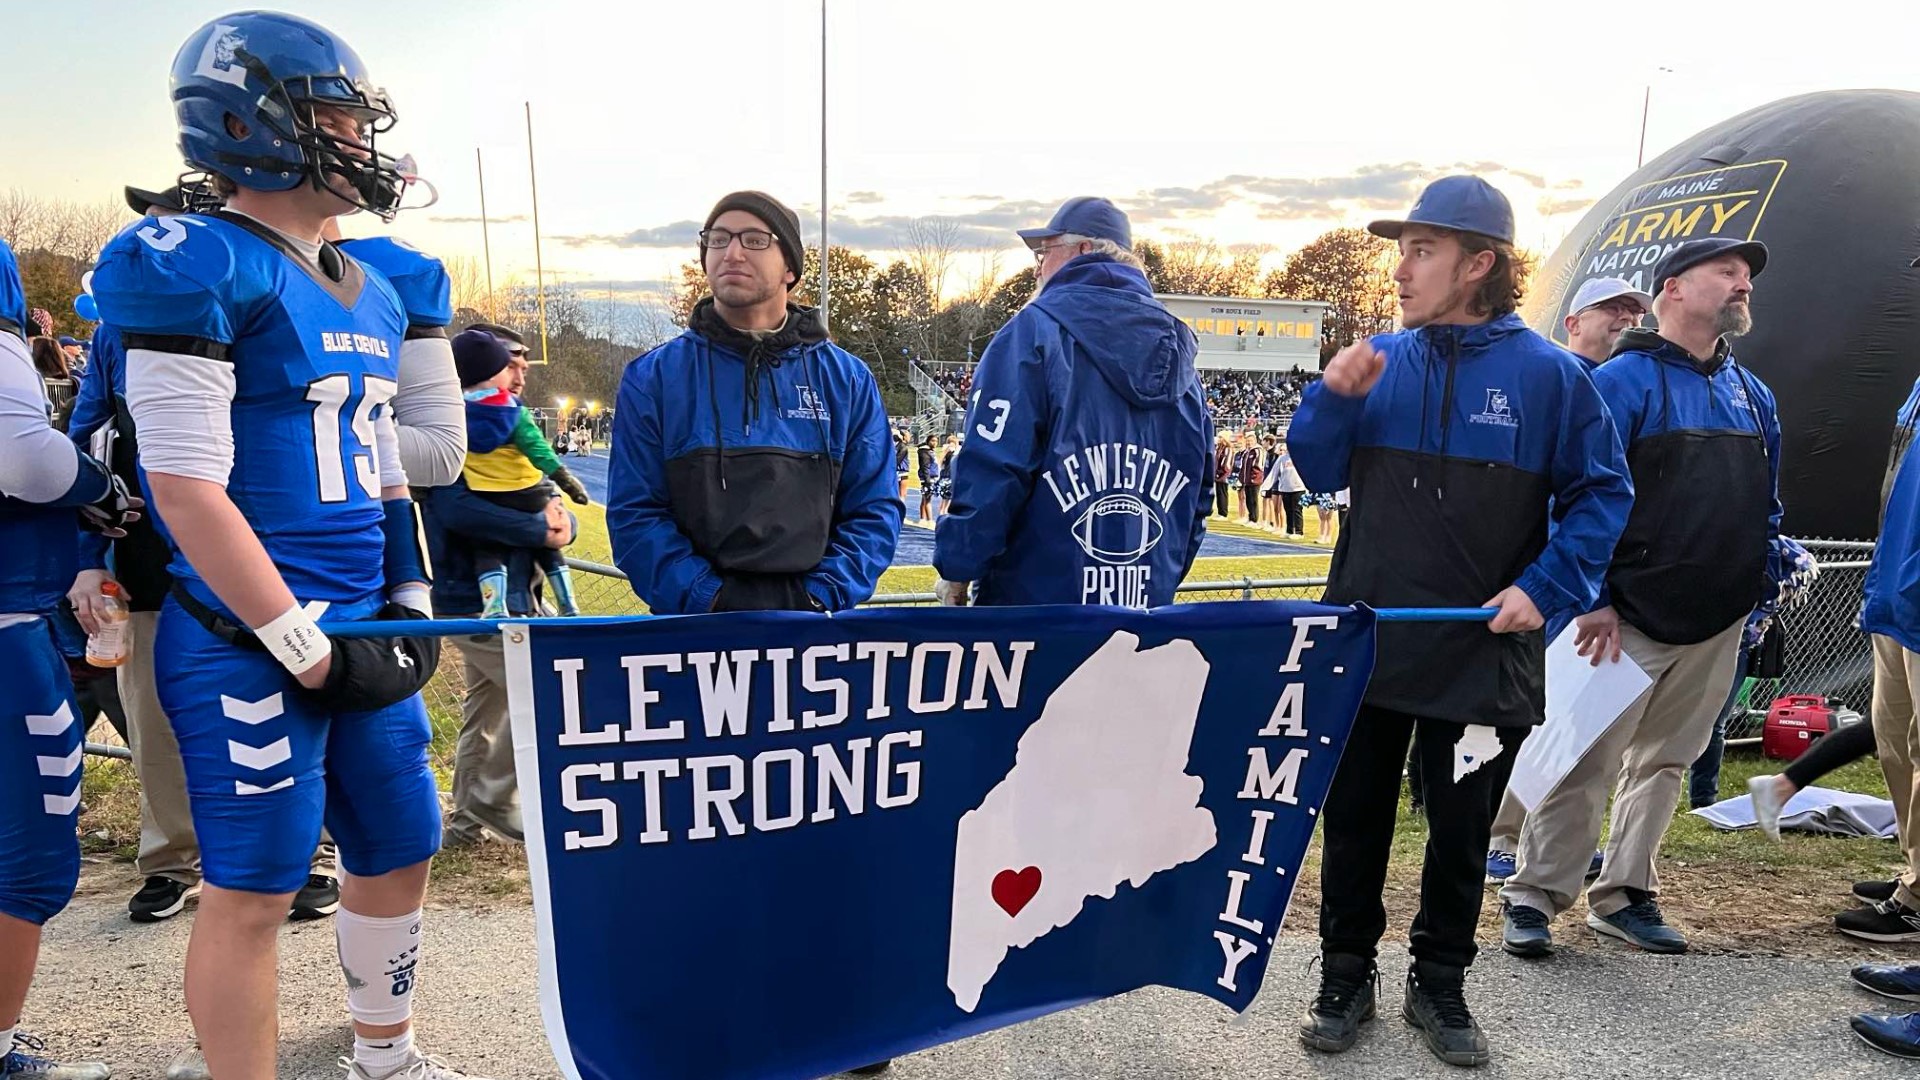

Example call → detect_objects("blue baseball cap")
1016 196 1132 249
1649 238 1767 295
57 335 81 347
1368 175 1515 245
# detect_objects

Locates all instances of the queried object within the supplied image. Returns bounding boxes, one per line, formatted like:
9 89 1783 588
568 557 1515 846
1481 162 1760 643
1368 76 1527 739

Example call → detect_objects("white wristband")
389 582 433 618
256 604 331 676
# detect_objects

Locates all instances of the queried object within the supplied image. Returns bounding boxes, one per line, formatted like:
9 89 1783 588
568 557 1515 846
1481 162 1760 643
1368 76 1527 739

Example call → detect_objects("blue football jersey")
338 236 452 329
91 212 408 607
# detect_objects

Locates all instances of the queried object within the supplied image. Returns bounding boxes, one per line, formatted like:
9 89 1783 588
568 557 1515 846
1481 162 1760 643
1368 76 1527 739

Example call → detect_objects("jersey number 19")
305 373 398 502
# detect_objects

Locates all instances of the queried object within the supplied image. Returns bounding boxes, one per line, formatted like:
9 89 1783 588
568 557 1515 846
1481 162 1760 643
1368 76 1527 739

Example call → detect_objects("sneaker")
1748 775 1788 842
290 874 340 921
1298 952 1378 1054
163 1044 208 1080
341 1048 493 1080
1402 962 1490 1068
1586 849 1605 880
129 876 201 923
1852 1012 1920 1060
1587 890 1688 953
1837 897 1920 943
1501 901 1552 958
1484 850 1516 883
1856 878 1901 904
1 1033 111 1080
1854 963 1920 1003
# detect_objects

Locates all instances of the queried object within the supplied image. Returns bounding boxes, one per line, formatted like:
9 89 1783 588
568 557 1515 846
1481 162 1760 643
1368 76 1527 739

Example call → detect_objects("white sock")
353 1030 414 1075
336 906 423 1027
0 1025 16 1053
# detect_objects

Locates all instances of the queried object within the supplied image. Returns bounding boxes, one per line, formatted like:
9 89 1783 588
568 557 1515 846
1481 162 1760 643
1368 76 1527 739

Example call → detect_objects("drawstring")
741 340 786 435
706 340 728 491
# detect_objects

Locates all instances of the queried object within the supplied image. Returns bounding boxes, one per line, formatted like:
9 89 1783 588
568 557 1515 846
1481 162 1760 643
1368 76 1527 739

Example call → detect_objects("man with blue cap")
932 196 1211 610
1501 237 1785 962
1288 176 1632 1067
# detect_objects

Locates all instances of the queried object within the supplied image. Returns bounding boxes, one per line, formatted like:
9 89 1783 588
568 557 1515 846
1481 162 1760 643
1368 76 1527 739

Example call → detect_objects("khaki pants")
449 630 523 842
123 611 200 883
1489 789 1527 852
1502 618 1742 919
1871 635 1920 909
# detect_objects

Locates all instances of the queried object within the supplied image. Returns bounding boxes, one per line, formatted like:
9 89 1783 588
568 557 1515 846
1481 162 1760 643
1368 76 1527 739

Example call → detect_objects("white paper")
1506 628 1654 811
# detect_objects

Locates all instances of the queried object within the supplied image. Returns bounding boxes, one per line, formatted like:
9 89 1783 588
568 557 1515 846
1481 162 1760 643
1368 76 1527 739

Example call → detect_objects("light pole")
1637 67 1674 168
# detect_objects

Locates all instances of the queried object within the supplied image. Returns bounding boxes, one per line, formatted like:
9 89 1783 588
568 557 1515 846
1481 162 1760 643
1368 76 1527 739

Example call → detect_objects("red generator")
1762 694 1838 760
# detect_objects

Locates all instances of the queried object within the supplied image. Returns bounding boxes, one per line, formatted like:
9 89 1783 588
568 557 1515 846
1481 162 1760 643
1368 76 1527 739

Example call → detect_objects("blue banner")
505 601 1376 1080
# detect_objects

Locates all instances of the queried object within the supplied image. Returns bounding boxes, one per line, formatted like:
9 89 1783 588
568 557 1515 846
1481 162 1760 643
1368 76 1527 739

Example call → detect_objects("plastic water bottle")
85 581 129 668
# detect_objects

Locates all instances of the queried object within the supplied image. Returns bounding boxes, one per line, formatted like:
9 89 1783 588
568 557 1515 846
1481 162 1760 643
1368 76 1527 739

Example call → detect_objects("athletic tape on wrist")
257 604 330 676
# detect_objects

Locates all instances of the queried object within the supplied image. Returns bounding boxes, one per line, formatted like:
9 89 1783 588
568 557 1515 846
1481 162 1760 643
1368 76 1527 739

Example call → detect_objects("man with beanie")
1499 239 1782 963
1287 176 1631 1067
607 191 901 615
932 196 1211 609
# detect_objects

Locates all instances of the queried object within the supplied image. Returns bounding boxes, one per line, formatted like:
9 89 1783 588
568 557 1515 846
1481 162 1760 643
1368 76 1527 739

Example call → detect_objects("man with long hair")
1288 176 1631 1068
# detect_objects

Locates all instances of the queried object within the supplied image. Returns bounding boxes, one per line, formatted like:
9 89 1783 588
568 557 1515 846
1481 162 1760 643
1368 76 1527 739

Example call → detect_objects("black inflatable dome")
1523 89 1920 540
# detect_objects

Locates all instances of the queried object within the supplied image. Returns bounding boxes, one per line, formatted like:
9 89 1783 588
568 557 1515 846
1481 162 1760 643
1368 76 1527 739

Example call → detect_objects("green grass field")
559 502 1339 609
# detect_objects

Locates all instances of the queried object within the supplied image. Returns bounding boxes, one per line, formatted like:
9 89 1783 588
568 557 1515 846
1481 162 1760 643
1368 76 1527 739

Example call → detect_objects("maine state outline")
946 630 1218 1012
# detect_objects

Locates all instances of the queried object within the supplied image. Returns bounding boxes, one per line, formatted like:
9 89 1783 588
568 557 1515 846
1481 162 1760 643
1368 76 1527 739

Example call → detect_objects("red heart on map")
991 866 1042 917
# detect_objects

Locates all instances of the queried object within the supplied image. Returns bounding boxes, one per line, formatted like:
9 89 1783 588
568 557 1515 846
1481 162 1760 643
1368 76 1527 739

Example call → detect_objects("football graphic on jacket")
1071 494 1165 565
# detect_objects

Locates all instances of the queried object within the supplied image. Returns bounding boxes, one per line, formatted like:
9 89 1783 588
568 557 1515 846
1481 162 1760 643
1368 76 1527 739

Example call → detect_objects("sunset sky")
9 0 1918 306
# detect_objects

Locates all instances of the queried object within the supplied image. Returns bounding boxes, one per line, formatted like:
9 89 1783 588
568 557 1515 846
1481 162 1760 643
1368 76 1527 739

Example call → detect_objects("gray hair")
1056 233 1145 272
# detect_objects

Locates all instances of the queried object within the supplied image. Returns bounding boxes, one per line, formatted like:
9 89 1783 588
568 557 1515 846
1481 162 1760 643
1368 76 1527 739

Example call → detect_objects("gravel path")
23 862 1910 1080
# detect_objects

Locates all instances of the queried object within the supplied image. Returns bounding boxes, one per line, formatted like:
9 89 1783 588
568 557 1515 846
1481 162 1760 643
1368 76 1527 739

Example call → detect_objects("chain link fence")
423 539 1878 741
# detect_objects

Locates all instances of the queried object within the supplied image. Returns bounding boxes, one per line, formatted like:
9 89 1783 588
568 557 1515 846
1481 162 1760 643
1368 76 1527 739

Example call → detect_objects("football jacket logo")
1470 388 1518 428
1071 494 1166 565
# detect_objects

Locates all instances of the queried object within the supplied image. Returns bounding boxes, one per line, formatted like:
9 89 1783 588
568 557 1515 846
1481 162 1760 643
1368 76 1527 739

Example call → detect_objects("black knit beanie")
703 190 805 292
452 328 513 388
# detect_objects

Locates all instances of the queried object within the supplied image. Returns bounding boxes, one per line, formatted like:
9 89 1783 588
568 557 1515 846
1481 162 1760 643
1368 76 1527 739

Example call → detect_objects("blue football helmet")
170 11 415 219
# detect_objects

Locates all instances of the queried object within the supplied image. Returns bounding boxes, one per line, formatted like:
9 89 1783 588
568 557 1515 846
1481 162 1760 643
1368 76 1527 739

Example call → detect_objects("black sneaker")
289 874 340 921
1299 952 1378 1053
1403 961 1490 1068
1838 897 1920 943
1856 878 1901 904
1501 901 1552 958
129 876 201 923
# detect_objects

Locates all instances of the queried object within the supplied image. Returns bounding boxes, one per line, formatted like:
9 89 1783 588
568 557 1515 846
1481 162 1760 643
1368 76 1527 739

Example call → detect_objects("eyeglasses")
1032 242 1075 263
699 228 778 251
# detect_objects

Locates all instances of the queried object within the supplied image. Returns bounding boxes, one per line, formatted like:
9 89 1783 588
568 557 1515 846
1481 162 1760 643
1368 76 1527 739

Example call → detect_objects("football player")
90 13 481 1080
0 233 130 1079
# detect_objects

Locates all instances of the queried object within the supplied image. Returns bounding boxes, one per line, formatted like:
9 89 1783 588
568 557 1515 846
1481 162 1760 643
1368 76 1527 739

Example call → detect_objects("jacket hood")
1410 311 1531 355
1610 326 1732 373
688 298 828 359
1029 255 1197 409
465 398 520 454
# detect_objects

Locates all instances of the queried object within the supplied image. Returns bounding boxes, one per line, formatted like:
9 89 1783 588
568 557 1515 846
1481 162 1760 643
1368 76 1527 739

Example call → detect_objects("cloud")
553 219 703 248
429 213 529 224
559 162 1568 253
1554 178 1586 191
1538 196 1596 217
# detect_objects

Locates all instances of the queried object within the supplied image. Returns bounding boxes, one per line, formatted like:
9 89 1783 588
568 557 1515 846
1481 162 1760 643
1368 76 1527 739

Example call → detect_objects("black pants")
1280 491 1304 535
1784 717 1878 790
1215 481 1230 517
1242 484 1259 523
1319 705 1528 970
